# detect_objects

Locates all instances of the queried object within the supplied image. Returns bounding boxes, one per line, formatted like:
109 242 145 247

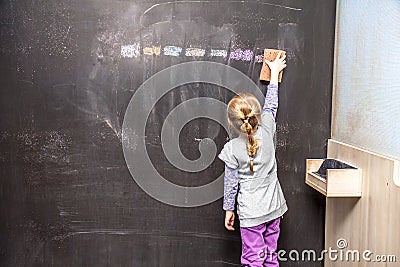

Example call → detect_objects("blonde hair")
227 93 261 173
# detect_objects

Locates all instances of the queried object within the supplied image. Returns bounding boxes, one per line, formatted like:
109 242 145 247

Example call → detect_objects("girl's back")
219 111 287 227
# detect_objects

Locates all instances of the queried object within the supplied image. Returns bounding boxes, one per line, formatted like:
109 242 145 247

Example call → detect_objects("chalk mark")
143 0 302 17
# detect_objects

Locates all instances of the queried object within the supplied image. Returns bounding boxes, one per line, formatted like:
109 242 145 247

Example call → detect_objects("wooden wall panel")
325 140 399 266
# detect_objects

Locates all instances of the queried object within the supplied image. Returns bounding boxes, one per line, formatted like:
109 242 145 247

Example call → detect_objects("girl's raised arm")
262 84 279 120
262 51 287 120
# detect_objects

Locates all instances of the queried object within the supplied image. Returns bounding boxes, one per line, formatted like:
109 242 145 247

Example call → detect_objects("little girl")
218 52 288 267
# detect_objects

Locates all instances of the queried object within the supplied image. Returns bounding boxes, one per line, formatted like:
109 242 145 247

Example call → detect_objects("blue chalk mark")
164 46 183 57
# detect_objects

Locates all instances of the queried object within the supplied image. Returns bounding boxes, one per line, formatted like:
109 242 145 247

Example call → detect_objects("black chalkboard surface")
0 1 335 266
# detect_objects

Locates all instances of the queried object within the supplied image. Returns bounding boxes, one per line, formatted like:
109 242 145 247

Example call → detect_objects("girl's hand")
225 211 235 231
265 51 287 74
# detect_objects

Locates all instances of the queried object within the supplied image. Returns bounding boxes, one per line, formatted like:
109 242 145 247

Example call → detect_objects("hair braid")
227 93 261 173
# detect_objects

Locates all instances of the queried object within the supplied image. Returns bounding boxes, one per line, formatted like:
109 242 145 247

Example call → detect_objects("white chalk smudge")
210 49 228 58
104 119 120 138
121 43 140 58
185 48 206 57
143 1 302 17
255 54 264 63
164 46 182 57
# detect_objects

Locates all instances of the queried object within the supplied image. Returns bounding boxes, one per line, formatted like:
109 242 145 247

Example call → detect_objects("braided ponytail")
227 93 261 173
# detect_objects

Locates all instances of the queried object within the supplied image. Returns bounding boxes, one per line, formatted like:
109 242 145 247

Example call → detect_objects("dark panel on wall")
0 0 336 266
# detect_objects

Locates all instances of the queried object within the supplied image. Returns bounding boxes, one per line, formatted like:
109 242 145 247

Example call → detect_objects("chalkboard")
0 0 336 266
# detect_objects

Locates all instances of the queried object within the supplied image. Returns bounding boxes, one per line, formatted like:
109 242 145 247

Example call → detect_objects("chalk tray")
305 158 362 197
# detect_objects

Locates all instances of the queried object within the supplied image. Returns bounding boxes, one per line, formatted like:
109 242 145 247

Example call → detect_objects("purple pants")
240 216 281 267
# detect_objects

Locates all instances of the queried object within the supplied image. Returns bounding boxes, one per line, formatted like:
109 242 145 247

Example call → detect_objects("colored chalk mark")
164 46 182 57
229 49 254 61
121 43 140 58
143 46 161 56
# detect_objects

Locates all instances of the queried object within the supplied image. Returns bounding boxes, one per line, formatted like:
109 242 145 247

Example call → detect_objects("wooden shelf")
305 159 362 197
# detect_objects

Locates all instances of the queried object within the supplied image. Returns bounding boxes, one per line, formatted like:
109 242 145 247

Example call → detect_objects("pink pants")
240 216 281 267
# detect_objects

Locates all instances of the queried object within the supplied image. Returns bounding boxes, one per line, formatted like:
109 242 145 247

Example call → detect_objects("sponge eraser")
260 49 286 83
